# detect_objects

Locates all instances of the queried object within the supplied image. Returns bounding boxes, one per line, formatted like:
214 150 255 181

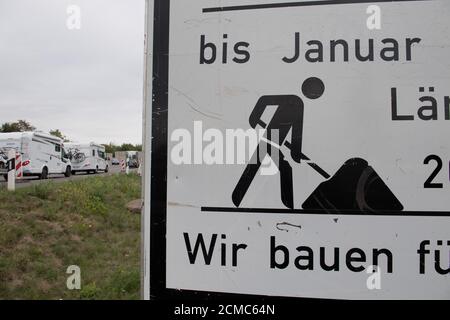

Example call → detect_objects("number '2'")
423 155 444 189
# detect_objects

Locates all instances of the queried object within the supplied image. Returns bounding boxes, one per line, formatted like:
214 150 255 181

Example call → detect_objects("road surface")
0 165 138 189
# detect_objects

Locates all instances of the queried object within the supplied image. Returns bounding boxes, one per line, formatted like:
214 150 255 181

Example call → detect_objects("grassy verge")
0 174 141 299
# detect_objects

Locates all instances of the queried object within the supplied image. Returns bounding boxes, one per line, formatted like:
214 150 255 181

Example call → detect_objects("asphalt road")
0 165 137 189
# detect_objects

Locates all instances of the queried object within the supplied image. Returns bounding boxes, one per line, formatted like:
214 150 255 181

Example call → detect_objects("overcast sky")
0 0 145 144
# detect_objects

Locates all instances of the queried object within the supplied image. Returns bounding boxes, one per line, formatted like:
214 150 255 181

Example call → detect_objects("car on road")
127 151 139 168
111 158 120 165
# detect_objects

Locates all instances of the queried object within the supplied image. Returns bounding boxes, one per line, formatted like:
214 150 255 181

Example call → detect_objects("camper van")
65 143 108 174
0 131 72 180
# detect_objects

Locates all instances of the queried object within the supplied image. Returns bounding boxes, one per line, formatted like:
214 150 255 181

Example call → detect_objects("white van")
0 131 72 180
65 142 108 174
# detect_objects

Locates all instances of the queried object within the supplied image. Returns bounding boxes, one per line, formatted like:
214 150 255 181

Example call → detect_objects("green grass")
0 174 141 300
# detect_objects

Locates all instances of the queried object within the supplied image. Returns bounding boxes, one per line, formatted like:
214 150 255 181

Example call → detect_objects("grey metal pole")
140 0 152 300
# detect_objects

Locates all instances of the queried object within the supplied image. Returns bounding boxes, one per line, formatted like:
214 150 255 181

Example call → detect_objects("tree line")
0 120 142 153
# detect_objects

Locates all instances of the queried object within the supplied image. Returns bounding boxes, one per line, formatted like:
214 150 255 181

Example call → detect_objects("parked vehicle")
0 150 9 178
0 131 72 180
111 158 120 165
127 151 139 168
66 142 108 174
114 151 140 168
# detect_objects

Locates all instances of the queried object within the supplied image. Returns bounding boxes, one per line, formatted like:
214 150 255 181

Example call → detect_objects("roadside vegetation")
0 173 141 299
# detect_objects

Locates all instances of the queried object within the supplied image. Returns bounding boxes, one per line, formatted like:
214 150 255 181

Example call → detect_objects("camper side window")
92 150 96 157
55 145 61 152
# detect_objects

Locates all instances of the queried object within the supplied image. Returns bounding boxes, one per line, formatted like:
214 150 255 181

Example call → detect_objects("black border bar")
150 0 170 299
201 207 450 217
203 0 432 13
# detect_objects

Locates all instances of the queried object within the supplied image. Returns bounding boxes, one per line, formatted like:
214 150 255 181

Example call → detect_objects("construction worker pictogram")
232 77 404 213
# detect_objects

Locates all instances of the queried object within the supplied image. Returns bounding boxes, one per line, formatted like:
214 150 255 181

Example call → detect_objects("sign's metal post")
7 149 15 191
141 0 153 300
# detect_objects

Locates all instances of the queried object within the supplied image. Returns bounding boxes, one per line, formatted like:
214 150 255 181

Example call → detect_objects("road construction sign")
143 0 450 300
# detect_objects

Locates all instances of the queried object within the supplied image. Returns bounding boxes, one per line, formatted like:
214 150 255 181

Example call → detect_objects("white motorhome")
0 131 72 180
65 142 108 174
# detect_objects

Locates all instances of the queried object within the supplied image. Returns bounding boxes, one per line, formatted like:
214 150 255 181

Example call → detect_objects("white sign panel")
145 0 450 300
